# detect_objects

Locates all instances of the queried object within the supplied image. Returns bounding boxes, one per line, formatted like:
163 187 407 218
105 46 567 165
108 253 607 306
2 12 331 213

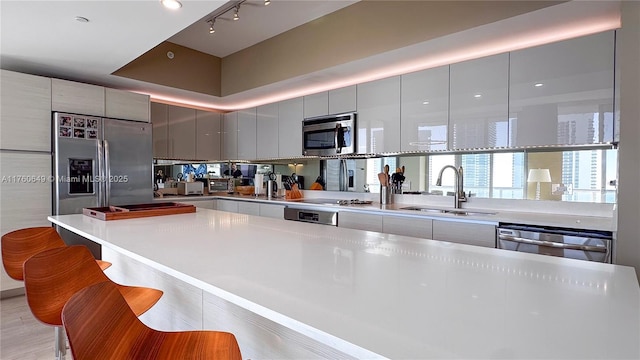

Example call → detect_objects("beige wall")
115 1 563 97
221 1 562 96
616 1 640 278
114 42 222 97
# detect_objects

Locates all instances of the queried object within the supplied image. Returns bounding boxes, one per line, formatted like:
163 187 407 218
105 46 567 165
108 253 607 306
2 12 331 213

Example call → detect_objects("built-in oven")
497 223 612 263
302 112 356 156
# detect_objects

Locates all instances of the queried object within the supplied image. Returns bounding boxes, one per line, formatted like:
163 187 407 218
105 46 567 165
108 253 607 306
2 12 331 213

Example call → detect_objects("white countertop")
156 194 615 231
49 210 638 359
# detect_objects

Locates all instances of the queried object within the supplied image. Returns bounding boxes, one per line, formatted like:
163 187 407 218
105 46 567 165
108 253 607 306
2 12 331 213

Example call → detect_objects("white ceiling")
0 0 356 108
0 1 621 111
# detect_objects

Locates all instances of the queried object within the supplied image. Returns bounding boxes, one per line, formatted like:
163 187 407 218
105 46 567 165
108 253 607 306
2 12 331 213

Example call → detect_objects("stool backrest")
1 227 65 280
23 245 110 326
62 281 153 359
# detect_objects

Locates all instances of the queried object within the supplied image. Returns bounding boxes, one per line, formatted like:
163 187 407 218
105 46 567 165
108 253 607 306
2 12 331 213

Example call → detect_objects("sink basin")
399 206 495 216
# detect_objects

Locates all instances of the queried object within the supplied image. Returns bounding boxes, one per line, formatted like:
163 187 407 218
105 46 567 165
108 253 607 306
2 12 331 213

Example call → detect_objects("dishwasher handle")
498 234 607 253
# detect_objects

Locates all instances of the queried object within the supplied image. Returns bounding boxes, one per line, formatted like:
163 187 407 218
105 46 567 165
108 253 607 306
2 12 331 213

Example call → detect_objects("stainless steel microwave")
302 113 356 156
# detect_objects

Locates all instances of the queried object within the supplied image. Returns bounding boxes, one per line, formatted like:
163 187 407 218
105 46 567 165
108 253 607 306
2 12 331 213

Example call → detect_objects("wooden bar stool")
23 245 163 360
1 226 111 280
63 281 242 360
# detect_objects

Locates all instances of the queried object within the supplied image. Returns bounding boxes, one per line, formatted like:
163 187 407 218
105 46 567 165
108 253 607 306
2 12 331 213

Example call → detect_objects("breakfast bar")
48 209 639 359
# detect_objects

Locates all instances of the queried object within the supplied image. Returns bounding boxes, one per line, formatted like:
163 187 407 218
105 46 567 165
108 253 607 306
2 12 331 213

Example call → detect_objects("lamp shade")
527 168 552 183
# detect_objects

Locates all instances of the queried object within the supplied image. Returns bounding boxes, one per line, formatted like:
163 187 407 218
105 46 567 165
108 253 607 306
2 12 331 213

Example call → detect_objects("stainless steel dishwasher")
497 223 612 263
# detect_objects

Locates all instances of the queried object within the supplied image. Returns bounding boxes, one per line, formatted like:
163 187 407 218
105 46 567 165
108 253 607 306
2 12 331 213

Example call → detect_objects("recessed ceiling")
0 1 620 112
168 0 358 58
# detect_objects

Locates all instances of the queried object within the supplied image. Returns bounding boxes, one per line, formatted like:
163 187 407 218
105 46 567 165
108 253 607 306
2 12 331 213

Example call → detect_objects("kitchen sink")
399 206 496 216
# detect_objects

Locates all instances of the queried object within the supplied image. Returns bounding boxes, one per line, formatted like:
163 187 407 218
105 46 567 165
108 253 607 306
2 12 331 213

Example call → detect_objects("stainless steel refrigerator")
52 112 152 257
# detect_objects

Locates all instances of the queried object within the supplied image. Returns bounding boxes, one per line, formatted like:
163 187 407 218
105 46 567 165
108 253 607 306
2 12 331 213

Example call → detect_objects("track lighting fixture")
233 6 240 21
205 1 255 35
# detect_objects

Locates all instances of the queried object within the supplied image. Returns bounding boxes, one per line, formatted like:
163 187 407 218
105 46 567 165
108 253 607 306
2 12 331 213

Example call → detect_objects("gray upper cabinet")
400 66 449 152
278 97 303 158
449 53 509 150
167 105 196 160
356 76 401 154
105 88 150 122
222 111 238 160
509 31 615 146
0 70 52 152
151 103 168 158
196 110 221 161
257 103 279 159
237 108 257 160
52 78 105 116
329 85 357 114
303 92 329 118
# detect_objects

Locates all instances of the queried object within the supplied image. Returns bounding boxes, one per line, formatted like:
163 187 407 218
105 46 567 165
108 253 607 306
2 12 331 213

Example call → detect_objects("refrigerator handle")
97 140 105 207
104 140 111 206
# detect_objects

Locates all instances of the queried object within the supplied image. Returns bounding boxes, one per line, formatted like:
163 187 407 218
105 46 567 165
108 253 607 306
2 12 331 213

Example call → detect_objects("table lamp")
528 168 552 200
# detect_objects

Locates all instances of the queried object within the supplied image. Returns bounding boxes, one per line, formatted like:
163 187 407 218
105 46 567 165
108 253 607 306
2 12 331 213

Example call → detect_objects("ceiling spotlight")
474 94 482 98
160 0 182 10
264 0 271 5
233 6 240 20
209 20 215 34
74 16 90 23
534 83 544 87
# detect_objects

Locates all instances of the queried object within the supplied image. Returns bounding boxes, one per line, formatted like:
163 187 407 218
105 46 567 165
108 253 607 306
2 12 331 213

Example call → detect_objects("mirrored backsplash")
315 148 617 204
155 148 617 204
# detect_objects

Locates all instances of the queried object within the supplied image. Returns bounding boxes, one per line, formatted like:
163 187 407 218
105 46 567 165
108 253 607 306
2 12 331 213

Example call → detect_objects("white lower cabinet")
237 201 260 216
431 220 496 248
259 203 285 219
338 211 383 232
382 215 433 239
216 199 239 213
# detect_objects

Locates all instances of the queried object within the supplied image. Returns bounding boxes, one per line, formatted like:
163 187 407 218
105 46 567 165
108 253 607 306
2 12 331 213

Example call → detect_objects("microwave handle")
335 123 341 154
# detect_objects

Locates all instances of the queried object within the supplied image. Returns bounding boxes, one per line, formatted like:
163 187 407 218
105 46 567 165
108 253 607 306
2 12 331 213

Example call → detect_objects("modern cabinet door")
105 88 150 122
401 66 449 152
338 211 383 232
216 199 238 213
237 201 260 216
222 112 238 160
0 70 51 152
0 152 52 292
151 103 168 158
356 76 401 153
52 78 105 116
383 215 433 239
237 108 257 160
432 220 496 248
329 85 357 114
509 31 615 146
449 54 509 150
196 110 221 161
303 92 328 118
278 97 303 158
259 203 284 219
167 105 196 160
256 103 279 159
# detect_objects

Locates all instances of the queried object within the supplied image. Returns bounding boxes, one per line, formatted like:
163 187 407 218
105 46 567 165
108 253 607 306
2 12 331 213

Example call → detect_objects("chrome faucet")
435 165 466 209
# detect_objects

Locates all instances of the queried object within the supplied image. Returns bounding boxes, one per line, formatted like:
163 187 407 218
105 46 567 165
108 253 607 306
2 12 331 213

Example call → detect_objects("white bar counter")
49 209 639 359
